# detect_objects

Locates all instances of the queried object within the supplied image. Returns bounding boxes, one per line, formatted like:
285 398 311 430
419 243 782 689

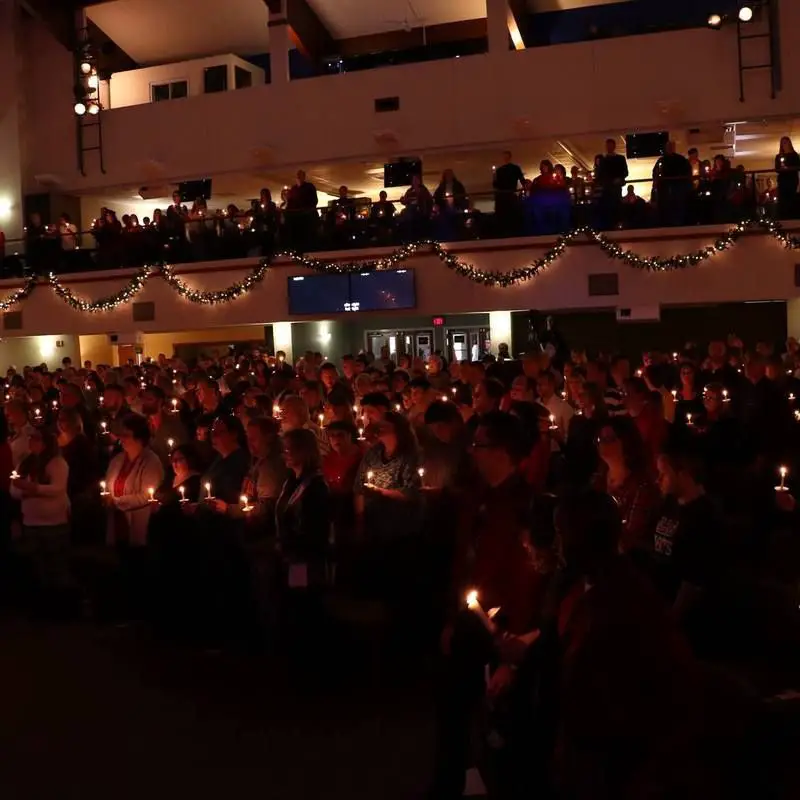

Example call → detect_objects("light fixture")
87 73 99 90
87 101 100 115
74 101 87 116
79 61 92 74
707 13 723 27
738 5 754 22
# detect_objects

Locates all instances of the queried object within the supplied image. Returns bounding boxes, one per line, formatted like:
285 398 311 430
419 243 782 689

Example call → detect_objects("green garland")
0 217 795 311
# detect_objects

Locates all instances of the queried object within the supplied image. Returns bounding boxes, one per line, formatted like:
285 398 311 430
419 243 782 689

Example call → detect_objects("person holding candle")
141 386 188 469
594 415 661 555
279 395 330 456
774 136 800 220
56 408 102 545
4 398 35 469
10 428 72 615
275 428 331 664
201 415 249 508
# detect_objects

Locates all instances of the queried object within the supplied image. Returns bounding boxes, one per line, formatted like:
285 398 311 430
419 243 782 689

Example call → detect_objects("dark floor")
0 614 435 800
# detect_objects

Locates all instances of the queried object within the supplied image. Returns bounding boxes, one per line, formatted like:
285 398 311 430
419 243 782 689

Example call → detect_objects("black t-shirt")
652 493 720 602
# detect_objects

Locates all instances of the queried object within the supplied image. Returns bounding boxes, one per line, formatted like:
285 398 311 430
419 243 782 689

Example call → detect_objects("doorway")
446 326 491 363
365 329 435 361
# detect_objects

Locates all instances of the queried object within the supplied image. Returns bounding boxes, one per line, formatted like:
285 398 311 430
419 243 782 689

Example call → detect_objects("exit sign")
432 316 446 327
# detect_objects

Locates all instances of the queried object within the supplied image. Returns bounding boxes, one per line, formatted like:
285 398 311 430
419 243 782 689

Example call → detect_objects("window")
203 65 228 94
234 66 252 89
151 80 187 102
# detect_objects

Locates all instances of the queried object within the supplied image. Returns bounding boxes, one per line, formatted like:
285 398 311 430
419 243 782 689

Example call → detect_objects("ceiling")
87 0 271 64
306 0 486 39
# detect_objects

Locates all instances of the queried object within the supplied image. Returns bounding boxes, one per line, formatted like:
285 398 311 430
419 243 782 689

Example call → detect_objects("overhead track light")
74 102 87 116
707 13 723 27
738 5 754 22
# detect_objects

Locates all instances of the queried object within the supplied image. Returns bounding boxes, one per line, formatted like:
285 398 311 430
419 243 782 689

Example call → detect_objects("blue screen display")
287 274 350 315
348 269 416 311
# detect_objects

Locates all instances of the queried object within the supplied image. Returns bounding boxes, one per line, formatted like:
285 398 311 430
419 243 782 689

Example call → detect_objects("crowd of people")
0 329 798 797
7 138 799 276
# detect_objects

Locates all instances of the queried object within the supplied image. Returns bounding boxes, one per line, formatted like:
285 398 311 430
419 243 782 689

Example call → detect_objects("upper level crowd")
6 136 800 276
0 324 798 797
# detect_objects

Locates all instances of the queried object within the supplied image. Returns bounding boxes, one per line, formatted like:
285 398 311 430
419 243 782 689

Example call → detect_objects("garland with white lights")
160 262 270 304
0 217 796 311
46 267 153 312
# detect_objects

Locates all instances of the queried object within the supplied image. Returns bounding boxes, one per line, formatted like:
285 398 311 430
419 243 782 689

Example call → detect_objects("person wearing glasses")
593 416 660 556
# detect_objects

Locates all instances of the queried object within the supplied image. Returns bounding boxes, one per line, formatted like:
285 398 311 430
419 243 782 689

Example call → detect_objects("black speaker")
625 131 669 159
178 178 212 203
384 159 422 188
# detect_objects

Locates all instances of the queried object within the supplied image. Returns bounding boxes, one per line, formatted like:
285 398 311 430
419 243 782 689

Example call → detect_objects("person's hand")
13 478 36 495
775 491 796 513
487 664 515 699
440 624 454 656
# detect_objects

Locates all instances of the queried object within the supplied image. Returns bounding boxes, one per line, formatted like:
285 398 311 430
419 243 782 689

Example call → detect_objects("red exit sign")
432 316 446 327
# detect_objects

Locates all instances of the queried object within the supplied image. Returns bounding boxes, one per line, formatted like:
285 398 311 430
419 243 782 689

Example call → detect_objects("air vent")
588 273 619 297
3 311 22 331
132 302 155 322
374 96 400 113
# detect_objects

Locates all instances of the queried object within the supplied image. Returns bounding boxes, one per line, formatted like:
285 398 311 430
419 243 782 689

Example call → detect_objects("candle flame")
466 590 478 608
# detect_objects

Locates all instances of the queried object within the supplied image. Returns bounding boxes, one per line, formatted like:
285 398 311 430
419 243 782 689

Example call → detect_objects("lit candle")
99 396 104 406
794 410 800 422
358 427 365 440
365 470 374 486
205 481 213 499
441 395 449 402
179 485 187 503
418 467 425 479
776 466 789 492
240 494 253 512
352 405 358 414
672 352 678 361
99 480 109 496
635 368 643 378
34 408 41 419
465 589 496 633
451 387 457 396
10 469 20 480
686 413 694 427
549 414 558 431
52 400 58 409
167 438 174 450
171 398 178 413
789 393 796 404
722 389 730 403
147 487 156 503
273 404 281 418
318 413 325 427
394 404 401 412
671 389 678 400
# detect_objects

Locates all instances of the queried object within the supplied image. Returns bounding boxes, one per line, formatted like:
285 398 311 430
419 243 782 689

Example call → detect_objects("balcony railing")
1 169 794 277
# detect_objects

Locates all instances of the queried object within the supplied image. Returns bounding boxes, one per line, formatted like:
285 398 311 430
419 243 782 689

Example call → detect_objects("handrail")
0 167 793 276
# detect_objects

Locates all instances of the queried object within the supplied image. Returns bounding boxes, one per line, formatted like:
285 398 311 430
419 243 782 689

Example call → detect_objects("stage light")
79 61 92 74
87 73 99 90
87 101 100 115
739 5 754 22
74 102 86 116
707 13 723 27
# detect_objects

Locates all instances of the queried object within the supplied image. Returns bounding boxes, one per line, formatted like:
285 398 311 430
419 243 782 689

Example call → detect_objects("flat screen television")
287 274 350 315
349 269 416 312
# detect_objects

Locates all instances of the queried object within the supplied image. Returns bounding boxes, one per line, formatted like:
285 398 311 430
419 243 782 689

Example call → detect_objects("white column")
272 321 293 362
269 3 291 86
489 310 512 356
0 0 25 239
486 0 510 55
787 299 800 342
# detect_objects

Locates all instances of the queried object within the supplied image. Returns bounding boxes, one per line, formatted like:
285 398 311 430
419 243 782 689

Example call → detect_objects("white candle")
686 413 694 427
466 589 496 634
147 487 156 503
179 485 187 503
10 470 20 480
441 395 449 402
394 404 402 412
549 414 557 430
722 389 730 403
171 398 178 413
167 438 174 450
776 466 789 492
318 413 325 427
365 470 374 486
205 481 213 499
101 421 108 433
99 480 109 496
671 389 678 399
52 400 58 409
240 494 253 512
273 404 281 418
789 393 796 404
451 387 457 396
418 467 425 479
34 408 41 419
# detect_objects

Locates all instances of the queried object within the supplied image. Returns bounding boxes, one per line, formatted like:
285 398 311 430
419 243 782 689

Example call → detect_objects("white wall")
0 334 81 372
20 4 800 197
108 54 265 109
0 224 798 341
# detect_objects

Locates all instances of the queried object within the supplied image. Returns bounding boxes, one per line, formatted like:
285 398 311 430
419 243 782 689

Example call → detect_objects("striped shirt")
604 387 627 417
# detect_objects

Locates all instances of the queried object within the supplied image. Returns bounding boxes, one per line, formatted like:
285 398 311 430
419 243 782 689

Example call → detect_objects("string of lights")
159 262 270 304
0 217 796 312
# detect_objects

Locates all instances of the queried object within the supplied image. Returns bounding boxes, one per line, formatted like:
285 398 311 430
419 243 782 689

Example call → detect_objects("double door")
365 329 434 361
